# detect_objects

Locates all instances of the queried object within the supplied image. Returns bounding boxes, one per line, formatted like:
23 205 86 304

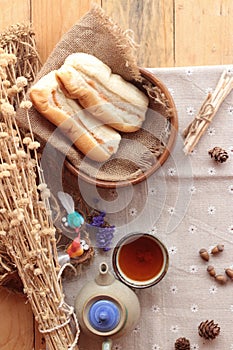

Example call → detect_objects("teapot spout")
102 338 112 350
95 262 115 286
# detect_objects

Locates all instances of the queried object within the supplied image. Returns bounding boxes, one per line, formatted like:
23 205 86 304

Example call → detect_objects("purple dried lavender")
96 226 115 251
87 211 115 251
90 211 105 226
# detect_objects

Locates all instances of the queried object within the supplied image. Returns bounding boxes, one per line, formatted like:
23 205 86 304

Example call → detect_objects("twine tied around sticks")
183 69 233 154
38 302 80 350
195 102 215 123
38 263 80 349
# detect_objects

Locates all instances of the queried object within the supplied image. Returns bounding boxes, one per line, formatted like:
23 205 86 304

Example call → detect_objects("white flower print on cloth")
188 185 197 195
149 187 157 196
188 225 197 234
168 246 177 255
230 305 233 312
152 344 160 350
228 184 233 194
227 225 233 234
189 265 198 273
227 106 233 115
185 67 193 76
205 87 213 95
167 167 176 176
190 148 197 156
170 325 179 333
208 167 216 176
209 285 218 294
170 285 178 294
207 127 216 136
208 206 216 215
226 66 233 74
168 87 175 96
191 344 199 350
148 226 158 235
168 206 175 215
230 343 233 350
133 324 140 333
151 304 160 313
186 106 195 116
129 207 137 217
190 304 198 312
113 344 122 350
228 145 233 155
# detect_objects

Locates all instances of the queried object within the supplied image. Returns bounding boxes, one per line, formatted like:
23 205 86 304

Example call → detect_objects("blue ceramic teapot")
75 262 140 349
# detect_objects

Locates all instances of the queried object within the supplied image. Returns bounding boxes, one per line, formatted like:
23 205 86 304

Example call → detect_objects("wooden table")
1 0 233 67
1 1 233 349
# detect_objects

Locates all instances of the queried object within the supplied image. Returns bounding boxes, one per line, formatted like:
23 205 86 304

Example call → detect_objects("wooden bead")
199 248 209 261
225 268 233 280
207 265 216 277
215 274 227 284
211 244 224 255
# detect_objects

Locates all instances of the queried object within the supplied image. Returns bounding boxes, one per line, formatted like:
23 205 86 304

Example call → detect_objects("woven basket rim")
65 68 178 188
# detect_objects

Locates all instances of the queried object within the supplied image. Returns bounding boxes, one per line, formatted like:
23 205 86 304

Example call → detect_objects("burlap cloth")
16 5 171 183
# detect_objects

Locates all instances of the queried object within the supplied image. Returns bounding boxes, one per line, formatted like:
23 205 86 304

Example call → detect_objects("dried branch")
183 70 233 154
0 44 79 350
0 23 42 88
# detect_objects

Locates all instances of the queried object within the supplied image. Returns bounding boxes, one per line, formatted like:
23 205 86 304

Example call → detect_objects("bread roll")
29 71 121 162
55 53 149 132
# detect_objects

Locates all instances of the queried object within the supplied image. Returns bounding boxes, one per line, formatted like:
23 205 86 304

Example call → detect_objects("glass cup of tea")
112 233 169 289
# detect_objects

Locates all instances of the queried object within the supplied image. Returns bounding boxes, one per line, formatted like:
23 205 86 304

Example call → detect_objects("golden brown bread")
29 71 121 162
55 53 149 132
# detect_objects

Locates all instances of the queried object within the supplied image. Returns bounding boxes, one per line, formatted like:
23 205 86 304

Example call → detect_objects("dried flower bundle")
0 21 41 283
0 22 41 282
0 49 79 349
0 242 17 283
0 22 41 90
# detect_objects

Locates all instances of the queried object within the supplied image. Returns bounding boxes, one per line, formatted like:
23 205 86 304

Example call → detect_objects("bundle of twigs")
0 22 41 88
0 22 42 284
0 243 17 284
0 48 79 350
183 70 233 154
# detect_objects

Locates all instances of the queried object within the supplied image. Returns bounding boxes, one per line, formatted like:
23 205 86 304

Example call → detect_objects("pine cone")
198 320 220 340
174 337 190 350
208 147 228 163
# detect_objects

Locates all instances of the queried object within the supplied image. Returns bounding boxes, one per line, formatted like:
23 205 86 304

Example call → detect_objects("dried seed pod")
208 147 228 163
199 248 209 261
174 337 190 350
215 274 227 284
207 265 216 277
225 268 233 280
198 320 220 340
211 244 224 255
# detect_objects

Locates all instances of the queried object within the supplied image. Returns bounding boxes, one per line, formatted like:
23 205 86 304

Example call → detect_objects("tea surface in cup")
113 233 169 288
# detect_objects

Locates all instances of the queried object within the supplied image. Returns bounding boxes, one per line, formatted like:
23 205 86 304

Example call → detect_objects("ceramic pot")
75 262 140 349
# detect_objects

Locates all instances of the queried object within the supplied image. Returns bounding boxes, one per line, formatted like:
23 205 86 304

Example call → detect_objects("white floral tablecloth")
63 65 233 350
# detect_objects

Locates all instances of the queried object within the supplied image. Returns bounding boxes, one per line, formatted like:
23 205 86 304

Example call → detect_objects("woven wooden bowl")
65 68 178 188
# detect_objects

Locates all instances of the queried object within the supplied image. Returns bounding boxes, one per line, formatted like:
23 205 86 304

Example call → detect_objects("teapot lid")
88 300 121 332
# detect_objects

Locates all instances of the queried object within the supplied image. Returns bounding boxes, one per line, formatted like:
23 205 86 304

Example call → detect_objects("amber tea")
113 233 169 288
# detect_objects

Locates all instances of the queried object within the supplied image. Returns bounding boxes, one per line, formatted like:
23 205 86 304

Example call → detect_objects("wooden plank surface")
0 0 30 32
31 0 101 64
175 0 233 66
1 1 233 67
0 287 34 350
1 2 233 350
102 0 174 67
